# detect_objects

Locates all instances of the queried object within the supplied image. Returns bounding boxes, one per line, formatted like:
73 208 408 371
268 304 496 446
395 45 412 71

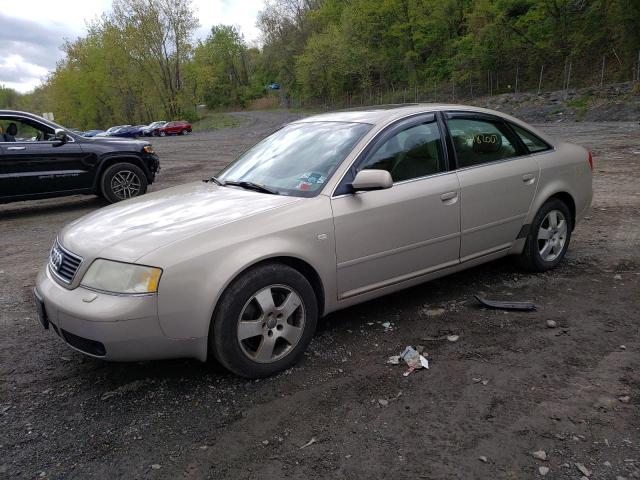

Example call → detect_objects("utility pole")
600 56 605 86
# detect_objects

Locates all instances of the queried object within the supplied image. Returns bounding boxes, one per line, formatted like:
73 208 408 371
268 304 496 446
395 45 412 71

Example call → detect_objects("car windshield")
218 121 371 197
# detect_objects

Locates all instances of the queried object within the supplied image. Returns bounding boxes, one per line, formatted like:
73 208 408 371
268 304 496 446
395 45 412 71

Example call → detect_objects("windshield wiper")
224 180 279 195
203 176 225 186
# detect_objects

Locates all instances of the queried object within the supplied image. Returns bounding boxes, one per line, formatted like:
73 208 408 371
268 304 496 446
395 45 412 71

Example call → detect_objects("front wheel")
100 163 148 203
517 198 572 272
210 263 318 378
180 129 187 135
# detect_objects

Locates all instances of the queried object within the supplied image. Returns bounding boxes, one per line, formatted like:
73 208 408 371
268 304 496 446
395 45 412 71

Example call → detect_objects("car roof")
292 103 554 144
294 103 516 124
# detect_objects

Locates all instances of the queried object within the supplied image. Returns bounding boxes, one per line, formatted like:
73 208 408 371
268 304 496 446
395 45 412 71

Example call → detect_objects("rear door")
331 114 461 299
444 112 540 261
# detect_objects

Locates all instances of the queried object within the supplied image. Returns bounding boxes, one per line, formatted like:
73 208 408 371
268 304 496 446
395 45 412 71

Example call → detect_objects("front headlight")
143 145 154 154
81 259 162 294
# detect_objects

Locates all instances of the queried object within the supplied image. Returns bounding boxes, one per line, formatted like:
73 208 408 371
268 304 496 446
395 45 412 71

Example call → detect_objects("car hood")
59 182 302 262
83 137 148 147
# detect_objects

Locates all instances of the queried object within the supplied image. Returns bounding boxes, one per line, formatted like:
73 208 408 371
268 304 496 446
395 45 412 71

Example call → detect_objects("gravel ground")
0 111 639 480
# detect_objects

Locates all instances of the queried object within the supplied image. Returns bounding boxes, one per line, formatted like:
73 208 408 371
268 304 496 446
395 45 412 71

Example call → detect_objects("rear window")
510 124 551 153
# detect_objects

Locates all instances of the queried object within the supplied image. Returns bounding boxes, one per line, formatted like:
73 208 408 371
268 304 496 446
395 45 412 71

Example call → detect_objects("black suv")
0 110 160 204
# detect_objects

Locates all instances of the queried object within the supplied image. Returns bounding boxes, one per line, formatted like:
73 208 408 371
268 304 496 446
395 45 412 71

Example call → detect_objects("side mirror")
351 169 393 192
54 129 68 142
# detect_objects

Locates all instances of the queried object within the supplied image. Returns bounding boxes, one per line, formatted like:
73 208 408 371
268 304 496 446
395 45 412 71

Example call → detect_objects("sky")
0 0 264 93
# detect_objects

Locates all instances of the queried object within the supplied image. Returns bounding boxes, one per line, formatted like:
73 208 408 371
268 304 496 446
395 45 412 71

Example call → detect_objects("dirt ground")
1 111 638 480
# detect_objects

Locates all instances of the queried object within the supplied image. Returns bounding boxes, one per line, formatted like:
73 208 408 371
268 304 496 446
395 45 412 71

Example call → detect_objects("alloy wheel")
236 285 305 363
110 170 142 200
537 209 568 262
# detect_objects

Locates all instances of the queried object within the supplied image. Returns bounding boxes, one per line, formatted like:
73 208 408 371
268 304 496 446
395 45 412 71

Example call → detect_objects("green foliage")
191 25 265 109
274 0 640 103
2 0 639 122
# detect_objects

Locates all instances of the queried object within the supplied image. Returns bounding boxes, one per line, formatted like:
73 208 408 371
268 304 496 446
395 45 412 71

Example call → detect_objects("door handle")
522 173 536 184
440 191 458 204
6 146 26 151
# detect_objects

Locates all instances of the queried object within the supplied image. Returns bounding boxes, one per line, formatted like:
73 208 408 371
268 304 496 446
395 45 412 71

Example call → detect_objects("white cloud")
0 55 50 93
1 0 265 93
194 0 263 44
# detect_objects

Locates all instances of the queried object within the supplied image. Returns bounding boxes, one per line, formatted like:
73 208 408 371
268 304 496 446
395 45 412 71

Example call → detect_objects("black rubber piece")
475 295 536 311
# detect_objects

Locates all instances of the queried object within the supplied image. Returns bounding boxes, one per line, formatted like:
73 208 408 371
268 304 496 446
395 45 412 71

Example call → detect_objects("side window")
510 124 550 153
0 119 52 142
361 121 445 182
448 118 518 168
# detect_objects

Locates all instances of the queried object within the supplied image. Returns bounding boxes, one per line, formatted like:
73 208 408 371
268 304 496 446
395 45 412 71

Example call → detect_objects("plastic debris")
399 346 429 376
387 355 401 365
475 295 536 311
381 321 394 331
446 334 459 342
575 462 591 477
300 437 318 449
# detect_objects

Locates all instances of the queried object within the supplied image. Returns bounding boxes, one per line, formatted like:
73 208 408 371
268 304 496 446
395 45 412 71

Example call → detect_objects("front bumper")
35 266 204 361
143 153 160 183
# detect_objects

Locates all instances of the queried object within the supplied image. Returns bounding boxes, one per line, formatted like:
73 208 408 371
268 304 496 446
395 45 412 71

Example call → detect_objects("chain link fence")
286 52 640 111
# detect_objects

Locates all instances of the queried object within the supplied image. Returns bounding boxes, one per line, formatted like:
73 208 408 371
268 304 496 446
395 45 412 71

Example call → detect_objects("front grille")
48 240 83 284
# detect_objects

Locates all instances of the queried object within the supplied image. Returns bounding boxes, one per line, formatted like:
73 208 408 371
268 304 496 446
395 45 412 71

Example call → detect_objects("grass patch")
192 112 244 132
567 94 592 120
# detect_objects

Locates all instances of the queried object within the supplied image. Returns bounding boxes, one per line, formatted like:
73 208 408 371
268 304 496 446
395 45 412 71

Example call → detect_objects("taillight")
588 150 594 171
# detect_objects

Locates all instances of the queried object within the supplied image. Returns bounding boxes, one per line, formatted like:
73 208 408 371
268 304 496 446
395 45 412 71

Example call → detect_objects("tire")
159 131 166 137
100 163 148 203
180 129 187 135
517 198 572 272
210 263 318 378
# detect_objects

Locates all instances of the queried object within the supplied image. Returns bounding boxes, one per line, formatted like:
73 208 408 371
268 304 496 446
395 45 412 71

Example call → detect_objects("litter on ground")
475 295 536 311
389 346 429 376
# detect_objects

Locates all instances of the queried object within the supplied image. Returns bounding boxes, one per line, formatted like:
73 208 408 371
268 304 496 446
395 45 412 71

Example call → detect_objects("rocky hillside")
471 82 640 123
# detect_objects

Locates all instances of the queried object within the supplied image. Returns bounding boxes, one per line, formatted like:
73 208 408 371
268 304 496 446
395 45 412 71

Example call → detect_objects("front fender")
141 196 336 342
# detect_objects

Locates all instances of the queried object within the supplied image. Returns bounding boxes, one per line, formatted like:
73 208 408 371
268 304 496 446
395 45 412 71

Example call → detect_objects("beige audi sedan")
35 104 593 377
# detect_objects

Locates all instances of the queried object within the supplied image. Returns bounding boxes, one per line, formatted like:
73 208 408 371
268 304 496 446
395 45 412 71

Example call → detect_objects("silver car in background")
35 104 593 377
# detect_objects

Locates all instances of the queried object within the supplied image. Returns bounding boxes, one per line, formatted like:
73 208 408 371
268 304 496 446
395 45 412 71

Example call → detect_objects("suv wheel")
210 263 318 378
100 163 148 203
517 198 572 272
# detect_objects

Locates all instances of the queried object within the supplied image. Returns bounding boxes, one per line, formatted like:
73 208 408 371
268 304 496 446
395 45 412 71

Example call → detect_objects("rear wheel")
100 163 148 203
210 263 318 378
517 198 572 272
159 130 166 137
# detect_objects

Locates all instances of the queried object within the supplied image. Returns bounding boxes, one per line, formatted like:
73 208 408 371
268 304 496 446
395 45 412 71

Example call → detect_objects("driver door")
331 114 461 299
0 117 92 199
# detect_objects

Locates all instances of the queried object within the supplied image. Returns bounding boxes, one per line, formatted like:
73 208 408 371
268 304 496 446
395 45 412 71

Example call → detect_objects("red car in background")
158 120 192 136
